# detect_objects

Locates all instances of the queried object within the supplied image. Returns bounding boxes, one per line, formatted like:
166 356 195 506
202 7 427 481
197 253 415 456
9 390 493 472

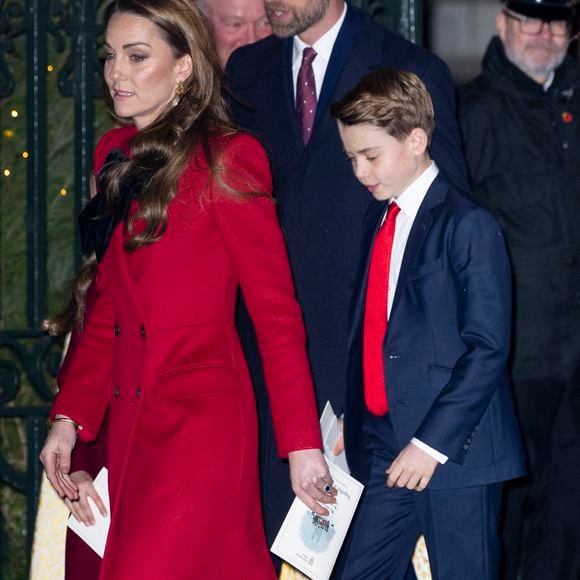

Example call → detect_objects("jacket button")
114 324 120 336
140 324 146 338
136 386 142 399
114 386 120 399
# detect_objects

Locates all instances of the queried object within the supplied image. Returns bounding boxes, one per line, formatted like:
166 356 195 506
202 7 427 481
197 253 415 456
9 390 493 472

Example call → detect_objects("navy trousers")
340 411 503 580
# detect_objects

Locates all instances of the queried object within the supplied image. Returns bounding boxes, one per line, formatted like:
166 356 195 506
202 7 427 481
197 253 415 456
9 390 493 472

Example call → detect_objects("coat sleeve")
458 93 496 192
458 91 512 226
49 129 126 442
413 207 512 463
209 134 322 458
50 265 115 443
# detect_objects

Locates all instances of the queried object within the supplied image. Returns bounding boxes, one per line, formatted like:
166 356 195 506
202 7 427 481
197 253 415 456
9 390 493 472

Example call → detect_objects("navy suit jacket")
227 5 469 540
345 171 526 488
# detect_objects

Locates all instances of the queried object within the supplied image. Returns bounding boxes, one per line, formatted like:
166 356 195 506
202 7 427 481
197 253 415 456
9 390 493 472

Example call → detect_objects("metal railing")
1 0 104 576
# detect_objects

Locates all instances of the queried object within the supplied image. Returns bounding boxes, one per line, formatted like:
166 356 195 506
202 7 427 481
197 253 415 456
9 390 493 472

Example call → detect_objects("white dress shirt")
380 161 449 465
292 3 347 100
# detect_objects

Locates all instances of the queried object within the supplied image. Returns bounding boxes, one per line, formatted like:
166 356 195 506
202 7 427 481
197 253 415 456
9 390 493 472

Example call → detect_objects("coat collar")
482 36 580 98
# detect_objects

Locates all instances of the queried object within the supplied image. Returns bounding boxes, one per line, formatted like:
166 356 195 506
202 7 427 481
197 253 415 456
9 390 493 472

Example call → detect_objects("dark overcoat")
459 37 580 384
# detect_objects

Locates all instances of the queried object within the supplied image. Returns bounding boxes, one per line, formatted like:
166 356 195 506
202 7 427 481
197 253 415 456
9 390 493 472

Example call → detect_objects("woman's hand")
39 418 79 500
288 448 337 515
65 471 108 526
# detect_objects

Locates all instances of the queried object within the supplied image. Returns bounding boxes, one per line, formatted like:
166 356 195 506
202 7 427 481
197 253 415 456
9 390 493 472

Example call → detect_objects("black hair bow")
78 149 150 262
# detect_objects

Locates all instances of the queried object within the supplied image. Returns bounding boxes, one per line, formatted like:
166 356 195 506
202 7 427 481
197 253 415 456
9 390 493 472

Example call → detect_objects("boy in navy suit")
331 69 526 579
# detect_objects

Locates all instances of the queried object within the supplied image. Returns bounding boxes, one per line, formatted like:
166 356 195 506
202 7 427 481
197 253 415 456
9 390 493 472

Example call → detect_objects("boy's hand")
386 444 439 491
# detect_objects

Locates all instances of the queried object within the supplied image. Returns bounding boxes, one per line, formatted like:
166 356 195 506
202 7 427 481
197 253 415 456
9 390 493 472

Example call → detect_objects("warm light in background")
59 188 68 196
22 151 29 159
3 169 11 177
3 130 14 138
47 64 54 72
10 110 18 118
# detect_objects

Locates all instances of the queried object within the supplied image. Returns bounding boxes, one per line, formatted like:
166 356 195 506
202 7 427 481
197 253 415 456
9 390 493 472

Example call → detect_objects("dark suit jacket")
226 4 469 540
345 171 526 488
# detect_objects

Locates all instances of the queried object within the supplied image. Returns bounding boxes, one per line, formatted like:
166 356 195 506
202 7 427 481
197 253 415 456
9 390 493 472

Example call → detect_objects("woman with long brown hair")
40 1 334 577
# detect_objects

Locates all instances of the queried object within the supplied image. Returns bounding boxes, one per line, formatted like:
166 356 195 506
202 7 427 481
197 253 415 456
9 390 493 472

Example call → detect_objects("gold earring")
173 81 185 107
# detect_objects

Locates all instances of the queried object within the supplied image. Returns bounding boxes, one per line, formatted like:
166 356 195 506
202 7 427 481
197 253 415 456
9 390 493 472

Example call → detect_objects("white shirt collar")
543 71 555 92
390 161 439 220
292 3 347 70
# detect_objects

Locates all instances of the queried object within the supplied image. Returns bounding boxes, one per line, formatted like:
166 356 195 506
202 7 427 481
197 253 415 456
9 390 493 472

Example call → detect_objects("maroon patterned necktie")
296 47 317 145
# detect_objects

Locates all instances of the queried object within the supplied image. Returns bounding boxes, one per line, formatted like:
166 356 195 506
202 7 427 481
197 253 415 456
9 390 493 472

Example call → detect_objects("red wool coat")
52 126 322 579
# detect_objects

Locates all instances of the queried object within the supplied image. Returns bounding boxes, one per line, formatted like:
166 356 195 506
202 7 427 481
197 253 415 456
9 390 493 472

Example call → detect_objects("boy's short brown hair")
331 68 435 145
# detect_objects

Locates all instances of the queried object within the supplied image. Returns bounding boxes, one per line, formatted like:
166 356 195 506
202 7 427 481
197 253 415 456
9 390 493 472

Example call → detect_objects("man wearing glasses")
459 1 580 579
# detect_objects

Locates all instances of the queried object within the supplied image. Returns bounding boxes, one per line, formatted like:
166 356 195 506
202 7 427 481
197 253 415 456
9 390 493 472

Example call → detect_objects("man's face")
205 0 272 68
496 10 569 83
264 0 329 38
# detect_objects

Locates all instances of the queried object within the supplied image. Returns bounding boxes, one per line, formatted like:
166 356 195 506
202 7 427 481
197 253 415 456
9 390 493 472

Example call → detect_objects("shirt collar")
390 161 439 220
543 71 555 92
292 3 347 66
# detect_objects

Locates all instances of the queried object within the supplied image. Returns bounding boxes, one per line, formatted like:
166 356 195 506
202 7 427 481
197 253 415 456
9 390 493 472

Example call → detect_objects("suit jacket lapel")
348 200 387 352
390 174 450 317
281 38 304 150
315 8 362 126
243 37 303 153
309 9 384 149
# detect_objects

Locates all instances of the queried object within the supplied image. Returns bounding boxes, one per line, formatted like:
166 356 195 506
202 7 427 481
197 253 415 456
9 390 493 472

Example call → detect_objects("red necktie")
296 47 317 144
363 202 401 416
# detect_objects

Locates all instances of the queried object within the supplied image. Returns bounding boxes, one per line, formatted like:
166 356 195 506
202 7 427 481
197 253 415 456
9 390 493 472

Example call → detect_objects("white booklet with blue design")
271 404 364 580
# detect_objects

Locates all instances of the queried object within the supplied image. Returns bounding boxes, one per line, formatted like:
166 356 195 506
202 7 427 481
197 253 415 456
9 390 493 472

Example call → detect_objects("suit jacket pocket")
408 258 443 281
428 363 453 393
154 363 238 405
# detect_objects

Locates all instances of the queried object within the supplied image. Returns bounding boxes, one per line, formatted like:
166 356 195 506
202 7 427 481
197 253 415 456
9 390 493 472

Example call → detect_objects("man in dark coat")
459 1 580 578
226 0 468 549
